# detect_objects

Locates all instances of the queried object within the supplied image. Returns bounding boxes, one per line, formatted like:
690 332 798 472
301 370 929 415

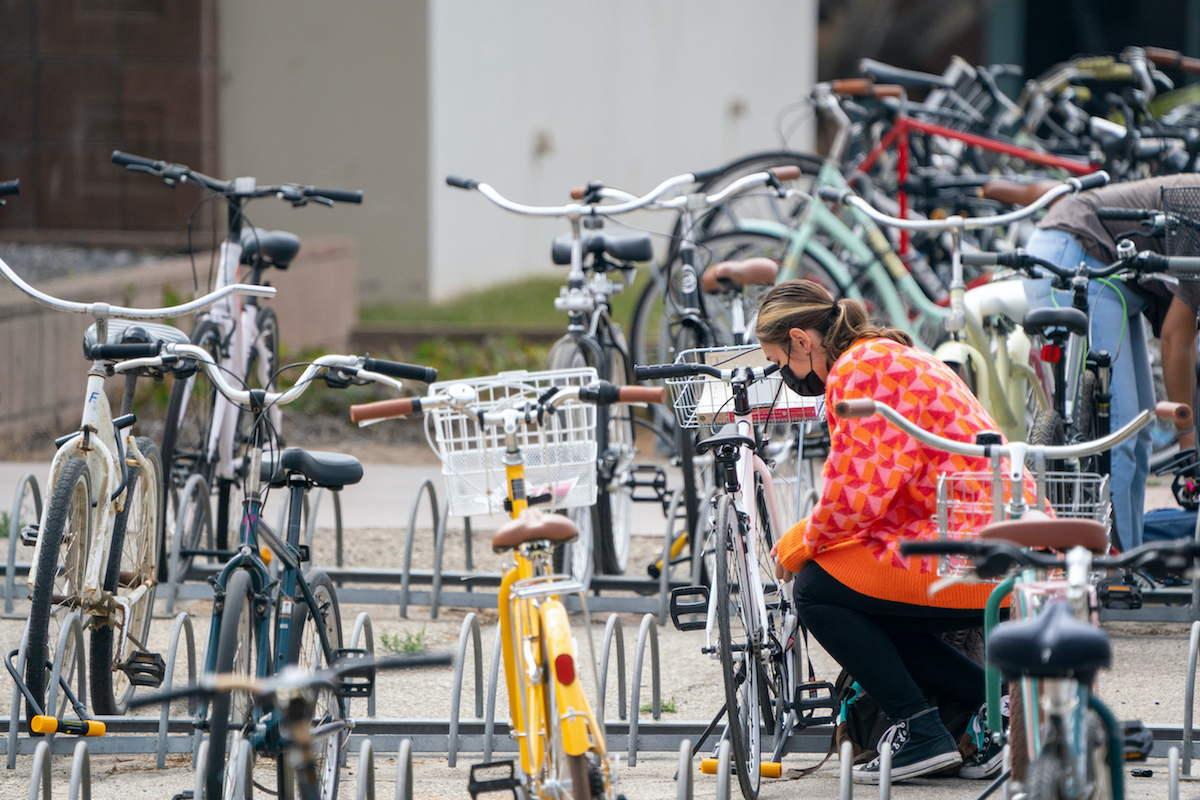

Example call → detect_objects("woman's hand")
770 542 792 581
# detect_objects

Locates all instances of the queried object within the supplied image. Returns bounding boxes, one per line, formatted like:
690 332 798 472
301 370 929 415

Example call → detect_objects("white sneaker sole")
852 751 963 784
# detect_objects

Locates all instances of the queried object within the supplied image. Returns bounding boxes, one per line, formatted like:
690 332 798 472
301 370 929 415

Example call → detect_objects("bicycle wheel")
713 495 764 800
89 437 162 715
593 323 635 574
282 570 346 800
206 568 259 800
547 338 597 584
160 318 221 581
567 753 593 800
750 482 783 742
25 459 91 722
691 151 823 242
1025 748 1066 800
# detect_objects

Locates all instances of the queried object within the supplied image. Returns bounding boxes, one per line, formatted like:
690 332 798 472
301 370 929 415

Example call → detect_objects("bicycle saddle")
701 257 779 292
260 447 363 489
987 598 1111 680
240 227 301 269
492 507 578 553
1023 306 1089 338
979 510 1109 553
695 423 755 456
82 319 190 358
550 230 654 265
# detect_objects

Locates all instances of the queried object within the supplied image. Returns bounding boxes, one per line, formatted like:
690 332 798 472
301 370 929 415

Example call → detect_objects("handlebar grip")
833 398 876 418
446 175 479 190
1144 46 1200 74
830 78 875 96
361 358 438 384
1071 171 1110 192
619 385 667 404
1156 401 1192 424
111 150 162 170
962 252 1000 267
691 166 725 184
90 343 160 360
898 540 980 557
635 364 695 380
0 179 18 197
308 187 363 204
1167 256 1200 273
1096 207 1154 221
770 166 802 181
350 397 420 424
569 186 586 200
817 186 849 204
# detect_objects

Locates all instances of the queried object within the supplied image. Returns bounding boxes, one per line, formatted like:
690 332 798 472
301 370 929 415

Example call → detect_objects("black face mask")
781 343 826 396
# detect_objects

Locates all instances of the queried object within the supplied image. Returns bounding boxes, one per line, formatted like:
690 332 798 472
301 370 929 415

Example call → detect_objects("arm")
1161 296 1199 449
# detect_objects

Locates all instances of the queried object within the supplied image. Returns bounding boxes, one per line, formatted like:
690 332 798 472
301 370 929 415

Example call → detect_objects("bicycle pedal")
121 651 166 688
332 648 375 697
628 465 668 506
467 760 521 800
793 680 838 727
669 585 709 631
20 524 39 546
1098 579 1143 610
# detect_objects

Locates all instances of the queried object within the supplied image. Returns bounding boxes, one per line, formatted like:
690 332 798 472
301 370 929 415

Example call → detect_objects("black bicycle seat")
240 227 301 269
695 424 755 456
987 599 1111 681
550 230 654 265
1022 306 1089 339
261 447 363 489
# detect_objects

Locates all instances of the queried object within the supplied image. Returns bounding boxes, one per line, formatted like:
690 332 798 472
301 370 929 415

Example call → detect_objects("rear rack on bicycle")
425 368 599 517
666 345 824 429
934 469 1111 578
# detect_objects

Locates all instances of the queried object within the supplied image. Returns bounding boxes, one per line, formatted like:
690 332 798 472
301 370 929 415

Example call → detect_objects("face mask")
781 343 825 396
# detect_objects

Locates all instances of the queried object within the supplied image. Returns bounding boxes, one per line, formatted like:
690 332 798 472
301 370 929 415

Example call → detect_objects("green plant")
0 511 9 536
641 695 678 714
381 627 428 656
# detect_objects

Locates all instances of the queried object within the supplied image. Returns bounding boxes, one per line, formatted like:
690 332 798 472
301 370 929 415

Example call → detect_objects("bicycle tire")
282 570 346 800
205 568 258 800
547 339 597 586
567 754 593 800
89 438 162 715
159 318 222 581
750 482 783 742
25 458 92 723
593 323 635 574
714 495 763 800
1025 748 1066 800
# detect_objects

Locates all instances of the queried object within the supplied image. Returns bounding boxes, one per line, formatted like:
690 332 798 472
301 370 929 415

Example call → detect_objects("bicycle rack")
8 611 89 769
155 612 198 768
165 472 213 615
714 739 732 800
677 738 693 800
448 612 484 767
627 613 662 766
483 620 502 763
398 480 442 618
4 471 40 614
353 735 417 800
598 613 627 729
1171 746 1181 800
349 612 378 718
838 739 853 800
1184 619 1200 780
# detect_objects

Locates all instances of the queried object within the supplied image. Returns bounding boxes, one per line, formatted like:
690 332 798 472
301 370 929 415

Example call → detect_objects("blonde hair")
755 279 911 367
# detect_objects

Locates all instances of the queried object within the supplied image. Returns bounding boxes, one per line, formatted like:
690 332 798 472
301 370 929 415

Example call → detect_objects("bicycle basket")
934 469 1111 577
666 345 824 430
425 368 599 517
1162 185 1200 264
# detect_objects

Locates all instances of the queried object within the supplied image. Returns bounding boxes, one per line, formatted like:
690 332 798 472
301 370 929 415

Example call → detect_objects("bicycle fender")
541 600 592 756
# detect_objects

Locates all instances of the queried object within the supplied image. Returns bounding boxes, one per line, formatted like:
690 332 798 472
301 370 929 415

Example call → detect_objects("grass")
640 695 679 714
380 627 429 656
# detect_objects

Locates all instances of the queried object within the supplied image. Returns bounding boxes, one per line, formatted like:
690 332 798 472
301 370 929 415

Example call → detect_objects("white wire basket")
424 368 599 517
665 345 825 430
933 469 1111 578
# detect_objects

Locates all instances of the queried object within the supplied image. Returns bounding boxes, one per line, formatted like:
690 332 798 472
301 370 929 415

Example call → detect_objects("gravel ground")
0 242 167 282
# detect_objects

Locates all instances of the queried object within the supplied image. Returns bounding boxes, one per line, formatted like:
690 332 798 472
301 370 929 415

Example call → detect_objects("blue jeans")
1023 228 1153 550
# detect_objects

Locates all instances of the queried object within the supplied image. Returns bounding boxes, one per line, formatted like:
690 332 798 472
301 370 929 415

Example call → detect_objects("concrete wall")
0 236 357 436
429 0 817 300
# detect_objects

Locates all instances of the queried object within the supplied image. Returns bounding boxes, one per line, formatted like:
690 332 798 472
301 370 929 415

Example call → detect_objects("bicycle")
350 371 665 800
841 395 1196 800
131 342 436 800
635 345 828 800
0 253 275 722
111 150 364 579
131 654 451 800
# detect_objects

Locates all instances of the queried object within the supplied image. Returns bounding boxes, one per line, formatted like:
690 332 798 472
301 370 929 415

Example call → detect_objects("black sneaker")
958 709 1006 779
852 707 962 784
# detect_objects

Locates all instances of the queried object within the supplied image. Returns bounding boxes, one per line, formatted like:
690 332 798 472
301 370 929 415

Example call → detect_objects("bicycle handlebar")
818 172 1111 231
833 397 1189 460
361 357 439 384
566 166 801 202
0 254 276 319
899 536 1200 577
0 180 17 197
634 361 779 383
1096 207 1157 221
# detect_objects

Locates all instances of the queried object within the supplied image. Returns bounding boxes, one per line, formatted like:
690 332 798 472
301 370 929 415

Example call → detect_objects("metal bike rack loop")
357 738 377 800
1185 619 1200 778
448 612 484 767
397 738 415 800
350 612 378 718
69 740 92 800
399 480 441 618
29 739 50 800
5 471 40 614
627 613 662 766
677 738 693 800
483 620 503 763
839 739 854 800
166 472 213 616
155 612 197 767
715 739 732 800
598 613 627 729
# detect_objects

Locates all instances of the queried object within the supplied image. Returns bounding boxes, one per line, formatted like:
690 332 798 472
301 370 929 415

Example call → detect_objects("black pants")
794 561 988 721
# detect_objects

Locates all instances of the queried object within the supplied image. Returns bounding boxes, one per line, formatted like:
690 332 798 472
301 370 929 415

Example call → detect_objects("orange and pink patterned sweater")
776 337 1021 609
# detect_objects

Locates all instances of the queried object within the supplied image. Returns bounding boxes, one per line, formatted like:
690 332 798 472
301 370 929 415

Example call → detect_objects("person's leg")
1161 296 1199 450
884 629 985 711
